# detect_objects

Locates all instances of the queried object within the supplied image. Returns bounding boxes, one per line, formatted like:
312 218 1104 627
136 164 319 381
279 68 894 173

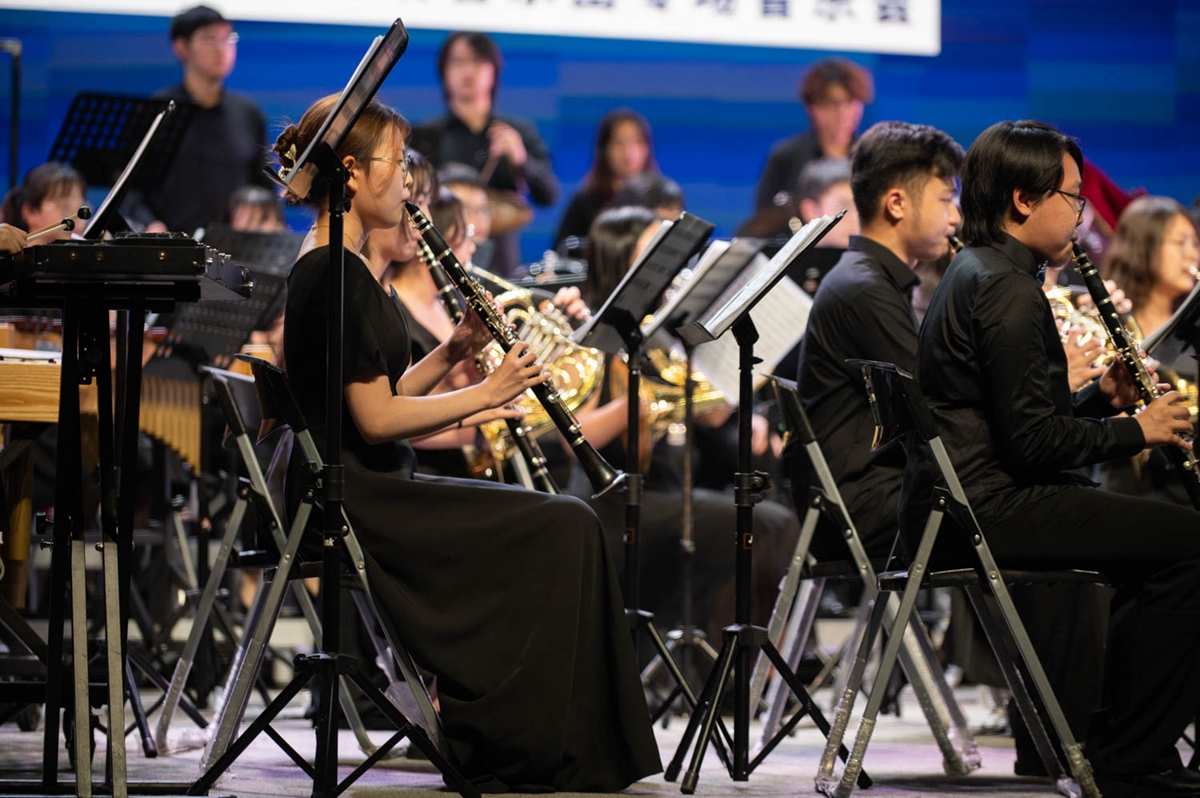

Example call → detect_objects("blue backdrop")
2 0 1197 264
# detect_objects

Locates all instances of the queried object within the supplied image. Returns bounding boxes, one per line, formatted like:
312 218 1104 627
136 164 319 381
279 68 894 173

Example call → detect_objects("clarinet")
416 238 560 495
407 202 625 498
1073 242 1200 510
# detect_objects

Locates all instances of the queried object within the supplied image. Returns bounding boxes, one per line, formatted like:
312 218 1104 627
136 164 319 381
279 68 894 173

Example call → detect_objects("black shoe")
1094 766 1200 797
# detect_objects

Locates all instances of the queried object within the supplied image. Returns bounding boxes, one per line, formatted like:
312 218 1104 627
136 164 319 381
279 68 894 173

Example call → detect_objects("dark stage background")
1 0 1197 264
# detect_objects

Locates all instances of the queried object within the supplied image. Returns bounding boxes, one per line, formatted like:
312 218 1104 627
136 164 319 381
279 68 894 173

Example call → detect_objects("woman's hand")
482 342 546 407
547 286 590 323
446 303 496 363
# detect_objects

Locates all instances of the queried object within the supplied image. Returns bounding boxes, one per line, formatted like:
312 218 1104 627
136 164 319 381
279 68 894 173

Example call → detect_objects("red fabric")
1081 157 1145 230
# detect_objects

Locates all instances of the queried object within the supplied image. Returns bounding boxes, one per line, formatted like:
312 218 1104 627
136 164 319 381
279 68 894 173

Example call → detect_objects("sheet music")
690 276 812 404
684 212 840 345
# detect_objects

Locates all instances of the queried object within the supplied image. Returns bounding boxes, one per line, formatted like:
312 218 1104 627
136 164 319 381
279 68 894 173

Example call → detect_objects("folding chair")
814 360 1102 798
189 361 448 788
154 367 383 758
749 377 979 777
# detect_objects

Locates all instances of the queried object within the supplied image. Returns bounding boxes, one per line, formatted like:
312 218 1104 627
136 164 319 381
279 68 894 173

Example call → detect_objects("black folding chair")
814 361 1102 798
750 376 979 777
192 358 471 797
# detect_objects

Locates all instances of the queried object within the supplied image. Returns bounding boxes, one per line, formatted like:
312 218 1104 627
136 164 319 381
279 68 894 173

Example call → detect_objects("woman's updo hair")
272 94 411 209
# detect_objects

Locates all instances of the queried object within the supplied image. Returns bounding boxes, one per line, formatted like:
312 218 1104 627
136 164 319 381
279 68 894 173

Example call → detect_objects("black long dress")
283 246 661 792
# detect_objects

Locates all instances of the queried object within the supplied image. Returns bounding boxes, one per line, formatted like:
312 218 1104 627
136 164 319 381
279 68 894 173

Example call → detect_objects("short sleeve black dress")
283 246 661 792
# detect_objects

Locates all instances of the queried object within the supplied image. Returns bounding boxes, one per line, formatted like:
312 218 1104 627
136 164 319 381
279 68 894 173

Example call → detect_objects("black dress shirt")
125 85 269 233
410 112 559 277
899 233 1145 540
791 235 919 552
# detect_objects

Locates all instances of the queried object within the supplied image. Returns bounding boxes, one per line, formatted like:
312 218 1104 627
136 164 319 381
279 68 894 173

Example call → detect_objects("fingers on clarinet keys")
1138 390 1194 449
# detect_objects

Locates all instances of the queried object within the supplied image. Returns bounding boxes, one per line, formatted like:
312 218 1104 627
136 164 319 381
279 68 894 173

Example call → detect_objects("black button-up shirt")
899 233 1145 538
410 111 559 277
791 235 919 546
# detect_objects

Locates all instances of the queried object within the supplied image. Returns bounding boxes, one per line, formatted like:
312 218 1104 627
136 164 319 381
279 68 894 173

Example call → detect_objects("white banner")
0 0 941 56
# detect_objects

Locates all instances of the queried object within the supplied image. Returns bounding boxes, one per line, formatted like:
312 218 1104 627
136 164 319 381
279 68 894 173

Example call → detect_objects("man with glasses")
904 120 1200 797
124 5 270 235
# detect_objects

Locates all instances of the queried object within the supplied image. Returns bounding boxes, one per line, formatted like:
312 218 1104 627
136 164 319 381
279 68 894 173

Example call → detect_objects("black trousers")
988 485 1200 774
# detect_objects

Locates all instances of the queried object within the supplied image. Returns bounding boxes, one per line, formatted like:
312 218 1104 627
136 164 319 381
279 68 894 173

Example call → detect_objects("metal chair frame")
814 360 1101 798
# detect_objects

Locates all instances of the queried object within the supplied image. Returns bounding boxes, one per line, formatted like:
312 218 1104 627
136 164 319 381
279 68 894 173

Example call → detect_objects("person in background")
123 5 270 234
228 184 286 232
743 58 873 237
794 157 859 249
436 163 495 269
609 173 685 222
0 162 88 241
411 32 558 278
554 108 657 249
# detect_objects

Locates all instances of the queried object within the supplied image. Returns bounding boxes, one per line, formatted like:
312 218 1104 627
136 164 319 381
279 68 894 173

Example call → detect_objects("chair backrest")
847 359 938 448
767 374 817 446
235 355 309 439
203 366 261 441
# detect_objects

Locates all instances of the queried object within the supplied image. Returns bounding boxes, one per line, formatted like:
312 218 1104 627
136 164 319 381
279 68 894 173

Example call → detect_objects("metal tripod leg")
101 535 128 798
156 494 247 751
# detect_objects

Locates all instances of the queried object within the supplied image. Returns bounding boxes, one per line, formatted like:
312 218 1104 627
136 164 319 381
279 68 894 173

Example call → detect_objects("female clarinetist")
277 93 660 792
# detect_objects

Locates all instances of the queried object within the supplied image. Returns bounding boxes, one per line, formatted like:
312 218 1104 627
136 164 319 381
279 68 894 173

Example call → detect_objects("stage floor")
0 684 1112 797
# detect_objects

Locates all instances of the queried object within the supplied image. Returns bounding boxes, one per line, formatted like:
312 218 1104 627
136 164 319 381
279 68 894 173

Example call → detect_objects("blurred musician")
0 162 87 242
411 32 559 278
743 58 873 237
274 92 658 790
123 5 270 234
1096 196 1200 506
228 184 287 232
609 172 685 222
554 108 657 249
794 158 858 249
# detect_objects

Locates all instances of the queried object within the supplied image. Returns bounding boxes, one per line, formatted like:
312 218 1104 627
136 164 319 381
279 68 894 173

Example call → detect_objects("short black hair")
796 158 851 203
437 32 503 102
170 5 227 41
960 120 1084 246
609 173 684 213
437 162 482 188
850 121 964 226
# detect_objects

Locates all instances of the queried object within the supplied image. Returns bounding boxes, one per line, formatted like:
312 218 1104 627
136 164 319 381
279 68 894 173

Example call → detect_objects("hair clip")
285 143 298 166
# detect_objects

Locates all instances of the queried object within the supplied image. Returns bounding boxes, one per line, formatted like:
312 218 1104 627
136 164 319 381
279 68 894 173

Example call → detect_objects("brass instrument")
407 202 624 498
462 267 608 469
1044 285 1116 369
1074 243 1200 509
415 240 559 493
609 347 727 450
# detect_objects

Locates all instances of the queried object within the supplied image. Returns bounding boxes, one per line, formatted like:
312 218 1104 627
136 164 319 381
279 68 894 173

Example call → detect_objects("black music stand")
190 20 475 798
1143 280 1200 371
1 39 18 191
48 92 194 202
637 237 764 712
666 212 851 793
572 212 715 720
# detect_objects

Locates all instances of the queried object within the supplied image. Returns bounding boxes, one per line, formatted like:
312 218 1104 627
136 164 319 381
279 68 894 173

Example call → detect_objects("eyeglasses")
194 31 239 47
364 154 411 177
1166 235 1200 251
1053 189 1087 220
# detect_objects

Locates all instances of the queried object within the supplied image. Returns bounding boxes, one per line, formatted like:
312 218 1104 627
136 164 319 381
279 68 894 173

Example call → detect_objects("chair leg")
892 596 981 775
814 592 889 795
897 604 979 772
759 578 823 746
156 495 247 752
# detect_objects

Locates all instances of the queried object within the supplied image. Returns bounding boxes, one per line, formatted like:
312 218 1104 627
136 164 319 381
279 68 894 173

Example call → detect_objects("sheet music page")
698 214 834 338
1143 281 1200 361
691 276 812 405
85 106 169 239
